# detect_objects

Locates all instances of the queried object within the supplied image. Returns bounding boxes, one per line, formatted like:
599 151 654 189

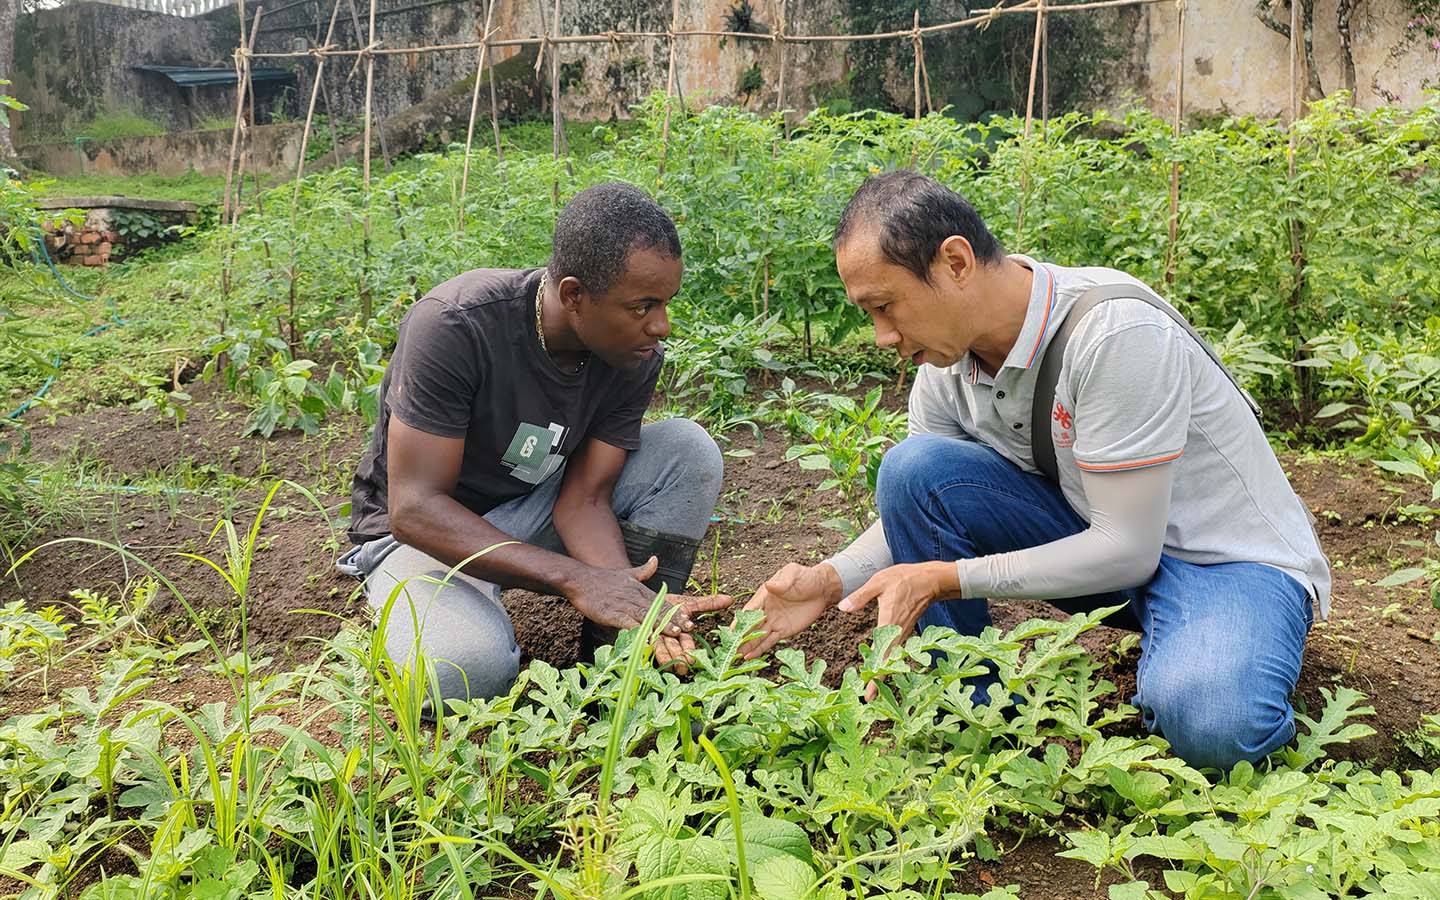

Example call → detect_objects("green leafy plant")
1310 317 1440 474
0 79 27 132
658 314 788 432
0 599 69 688
134 383 191 428
109 208 170 244
783 385 905 534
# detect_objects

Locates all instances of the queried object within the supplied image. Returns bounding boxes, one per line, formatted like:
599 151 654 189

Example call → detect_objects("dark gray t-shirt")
348 267 661 543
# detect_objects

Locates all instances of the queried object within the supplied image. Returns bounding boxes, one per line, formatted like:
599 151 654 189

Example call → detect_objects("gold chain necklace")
535 271 587 372
535 271 549 354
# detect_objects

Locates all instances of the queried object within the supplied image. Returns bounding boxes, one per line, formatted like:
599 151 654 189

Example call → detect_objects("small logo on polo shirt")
1053 401 1075 449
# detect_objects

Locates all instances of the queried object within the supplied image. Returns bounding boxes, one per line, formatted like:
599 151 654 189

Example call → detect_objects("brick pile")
42 219 122 267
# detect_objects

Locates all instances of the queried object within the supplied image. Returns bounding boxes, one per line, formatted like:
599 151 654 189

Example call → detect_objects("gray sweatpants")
336 417 723 708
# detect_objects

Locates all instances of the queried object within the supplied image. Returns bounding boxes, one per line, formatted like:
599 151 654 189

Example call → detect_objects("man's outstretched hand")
568 556 731 675
653 593 733 675
568 556 688 634
736 562 843 659
838 561 954 701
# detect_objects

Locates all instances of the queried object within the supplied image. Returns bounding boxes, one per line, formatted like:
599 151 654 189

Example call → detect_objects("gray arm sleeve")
823 518 892 597
956 462 1175 600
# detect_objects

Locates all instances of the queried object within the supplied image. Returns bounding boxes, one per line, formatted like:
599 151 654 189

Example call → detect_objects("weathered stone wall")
10 0 1439 175
10 3 240 142
247 0 849 125
249 0 1438 126
1142 0 1440 116
18 122 306 178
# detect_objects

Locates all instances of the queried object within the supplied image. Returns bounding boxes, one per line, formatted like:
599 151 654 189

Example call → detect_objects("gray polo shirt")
829 255 1332 617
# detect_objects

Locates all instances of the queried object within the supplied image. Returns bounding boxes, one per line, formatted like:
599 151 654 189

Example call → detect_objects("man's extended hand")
568 557 732 671
567 556 683 633
652 593 734 675
737 562 843 659
838 561 955 701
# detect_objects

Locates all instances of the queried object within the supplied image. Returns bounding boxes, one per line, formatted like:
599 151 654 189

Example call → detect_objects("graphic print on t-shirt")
501 421 568 484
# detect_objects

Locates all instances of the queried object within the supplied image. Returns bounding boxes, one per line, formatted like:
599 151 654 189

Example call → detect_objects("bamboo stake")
775 2 788 138
658 0 681 177
904 10 922 387
918 30 934 114
912 11 922 122
1164 0 1186 287
762 256 769 317
359 0 377 323
766 1 786 386
345 0 395 170
232 50 257 220
458 0 498 230
222 0 254 230
1016 0 1046 235
1287 0 1311 419
1040 8 1049 130
486 0 503 160
287 0 343 352
910 10 921 166
221 2 262 311
552 0 573 169
241 12 265 217
548 0 562 206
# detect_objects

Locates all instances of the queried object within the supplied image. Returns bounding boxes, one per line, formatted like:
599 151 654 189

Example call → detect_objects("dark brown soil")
3 381 1438 900
949 832 1164 899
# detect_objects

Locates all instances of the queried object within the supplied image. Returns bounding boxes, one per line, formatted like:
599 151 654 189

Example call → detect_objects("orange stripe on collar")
1023 265 1055 369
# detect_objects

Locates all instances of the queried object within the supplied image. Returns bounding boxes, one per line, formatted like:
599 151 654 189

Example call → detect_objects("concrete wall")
18 122 306 177
249 0 1439 125
1143 0 1440 116
10 3 241 142
10 0 1439 178
246 0 849 125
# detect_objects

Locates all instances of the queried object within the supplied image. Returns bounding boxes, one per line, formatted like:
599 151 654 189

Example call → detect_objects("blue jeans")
876 434 1314 770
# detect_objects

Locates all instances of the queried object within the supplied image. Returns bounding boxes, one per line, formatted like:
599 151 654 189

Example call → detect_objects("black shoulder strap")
1031 281 1261 483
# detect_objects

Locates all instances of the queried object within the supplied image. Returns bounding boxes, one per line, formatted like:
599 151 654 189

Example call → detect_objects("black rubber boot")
578 521 702 663
620 521 702 597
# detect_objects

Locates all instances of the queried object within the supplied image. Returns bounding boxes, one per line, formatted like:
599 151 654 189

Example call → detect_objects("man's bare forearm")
554 498 631 570
392 491 591 596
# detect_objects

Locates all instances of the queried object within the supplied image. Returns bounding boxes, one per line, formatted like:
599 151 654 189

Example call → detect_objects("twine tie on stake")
534 33 549 78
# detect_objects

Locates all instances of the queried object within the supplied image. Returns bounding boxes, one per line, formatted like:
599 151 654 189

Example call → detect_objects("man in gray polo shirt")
742 171 1329 770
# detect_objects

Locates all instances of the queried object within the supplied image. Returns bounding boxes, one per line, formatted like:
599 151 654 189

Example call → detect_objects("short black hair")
832 170 1004 282
548 182 682 295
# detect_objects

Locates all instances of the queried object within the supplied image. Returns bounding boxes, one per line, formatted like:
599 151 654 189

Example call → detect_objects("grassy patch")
71 110 167 142
30 172 227 204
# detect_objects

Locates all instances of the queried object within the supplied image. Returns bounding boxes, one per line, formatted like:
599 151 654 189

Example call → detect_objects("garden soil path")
3 381 1438 898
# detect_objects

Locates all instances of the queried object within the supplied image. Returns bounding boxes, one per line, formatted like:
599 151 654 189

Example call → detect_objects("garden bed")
3 377 1437 899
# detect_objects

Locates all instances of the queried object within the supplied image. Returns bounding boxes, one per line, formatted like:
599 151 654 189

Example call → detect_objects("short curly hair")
548 183 682 295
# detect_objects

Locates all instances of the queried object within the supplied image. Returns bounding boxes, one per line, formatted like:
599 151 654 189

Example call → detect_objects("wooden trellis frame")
221 0 1297 334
